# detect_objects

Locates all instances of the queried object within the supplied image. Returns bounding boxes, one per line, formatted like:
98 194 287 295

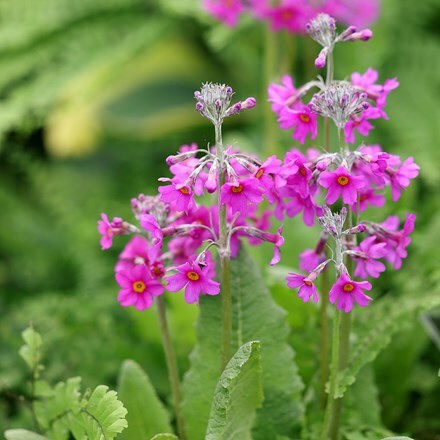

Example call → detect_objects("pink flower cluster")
203 0 380 31
268 68 398 145
98 140 286 310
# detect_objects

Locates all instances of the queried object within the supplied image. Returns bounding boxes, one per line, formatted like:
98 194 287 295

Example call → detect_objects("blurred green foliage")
0 0 439 438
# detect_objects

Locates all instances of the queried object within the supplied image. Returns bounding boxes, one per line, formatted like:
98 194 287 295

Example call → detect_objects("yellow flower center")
299 113 310 123
343 283 354 292
187 271 200 281
300 167 306 176
231 184 243 194
256 169 264 179
337 176 349 186
133 281 146 293
304 280 313 286
179 186 190 195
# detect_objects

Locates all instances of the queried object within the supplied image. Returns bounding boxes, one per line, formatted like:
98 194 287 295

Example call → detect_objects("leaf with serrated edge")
335 293 440 398
182 250 304 440
4 430 49 440
117 360 172 440
80 385 128 439
19 327 43 376
206 341 263 440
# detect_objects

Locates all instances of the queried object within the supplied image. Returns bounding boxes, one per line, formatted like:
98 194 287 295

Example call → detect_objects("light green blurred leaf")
4 430 49 440
117 360 172 440
205 341 263 440
336 293 440 398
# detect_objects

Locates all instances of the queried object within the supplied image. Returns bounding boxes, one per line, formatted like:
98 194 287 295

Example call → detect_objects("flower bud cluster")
195 83 255 126
269 68 399 145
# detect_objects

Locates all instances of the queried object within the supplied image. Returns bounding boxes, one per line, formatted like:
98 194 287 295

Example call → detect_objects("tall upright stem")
329 205 354 440
320 309 341 440
319 49 334 408
156 296 186 440
215 123 233 369
264 26 278 157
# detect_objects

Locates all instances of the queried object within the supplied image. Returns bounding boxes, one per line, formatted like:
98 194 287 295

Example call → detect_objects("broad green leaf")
19 326 43 377
4 430 49 440
150 435 179 440
335 292 440 398
205 341 263 440
182 249 304 440
117 360 172 440
80 385 128 439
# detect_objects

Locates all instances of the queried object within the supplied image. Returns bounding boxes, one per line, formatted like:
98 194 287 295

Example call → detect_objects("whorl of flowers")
98 85 284 310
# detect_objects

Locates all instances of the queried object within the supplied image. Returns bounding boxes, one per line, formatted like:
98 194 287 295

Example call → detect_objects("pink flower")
282 150 312 197
283 191 321 227
165 261 220 304
267 75 300 115
253 155 286 203
203 0 245 27
286 272 318 303
115 236 150 272
379 213 416 269
115 265 164 311
267 1 313 34
299 249 321 272
329 273 372 312
350 68 399 111
220 178 264 215
158 179 195 214
350 189 385 212
98 214 125 250
388 157 420 202
353 236 387 279
344 106 382 143
278 105 318 144
319 166 365 205
324 0 380 28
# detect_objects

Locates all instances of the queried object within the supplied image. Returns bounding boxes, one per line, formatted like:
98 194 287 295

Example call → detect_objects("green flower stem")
156 295 187 440
215 123 233 369
320 308 341 440
264 26 278 157
329 206 354 440
319 266 330 409
320 49 334 409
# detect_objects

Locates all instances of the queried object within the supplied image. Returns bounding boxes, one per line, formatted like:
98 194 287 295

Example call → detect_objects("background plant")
1 0 440 439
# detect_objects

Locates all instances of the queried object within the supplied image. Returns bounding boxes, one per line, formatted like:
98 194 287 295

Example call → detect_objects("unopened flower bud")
315 47 328 69
343 223 367 235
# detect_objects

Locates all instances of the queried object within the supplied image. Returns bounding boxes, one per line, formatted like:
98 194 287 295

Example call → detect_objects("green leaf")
182 249 304 440
80 385 128 439
205 341 263 440
380 437 414 440
117 360 172 440
150 435 179 440
4 430 49 440
335 292 440 398
19 326 44 377
34 377 82 435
